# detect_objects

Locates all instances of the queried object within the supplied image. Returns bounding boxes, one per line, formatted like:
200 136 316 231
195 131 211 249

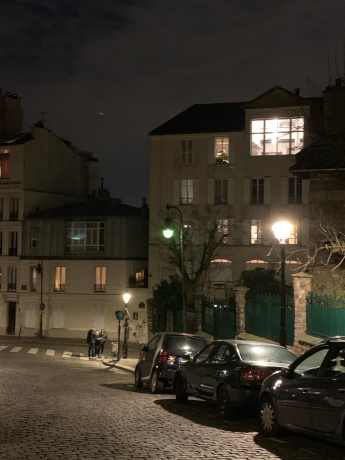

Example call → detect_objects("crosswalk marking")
62 351 72 358
10 347 22 353
0 346 8 351
28 348 39 354
46 349 55 356
80 353 89 360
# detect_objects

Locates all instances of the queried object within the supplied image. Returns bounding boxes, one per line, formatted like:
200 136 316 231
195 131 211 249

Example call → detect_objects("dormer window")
251 118 304 156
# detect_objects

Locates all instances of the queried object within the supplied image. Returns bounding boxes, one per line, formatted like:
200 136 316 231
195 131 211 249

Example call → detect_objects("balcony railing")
128 276 148 288
54 284 65 292
94 284 105 292
8 247 17 256
8 283 17 291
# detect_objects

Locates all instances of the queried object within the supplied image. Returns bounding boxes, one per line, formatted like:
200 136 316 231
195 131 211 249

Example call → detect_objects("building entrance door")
7 301 16 335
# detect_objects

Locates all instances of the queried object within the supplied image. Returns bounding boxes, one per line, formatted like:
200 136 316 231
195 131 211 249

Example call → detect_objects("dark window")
288 178 302 204
215 179 228 205
251 179 264 204
0 151 9 178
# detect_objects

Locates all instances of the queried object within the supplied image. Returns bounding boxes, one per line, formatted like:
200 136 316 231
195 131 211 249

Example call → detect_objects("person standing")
99 329 108 357
95 329 101 358
86 328 96 359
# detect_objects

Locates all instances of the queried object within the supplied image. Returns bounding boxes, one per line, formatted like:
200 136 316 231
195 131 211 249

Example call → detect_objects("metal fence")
245 291 295 345
307 292 345 338
202 297 236 340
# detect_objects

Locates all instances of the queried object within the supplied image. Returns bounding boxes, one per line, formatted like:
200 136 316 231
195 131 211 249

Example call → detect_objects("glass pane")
277 133 290 155
237 344 295 364
195 344 216 364
251 134 263 156
265 119 278 132
252 120 264 132
294 348 329 377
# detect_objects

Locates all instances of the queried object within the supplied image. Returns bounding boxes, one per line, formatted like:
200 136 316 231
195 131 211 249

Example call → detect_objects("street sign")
40 303 45 311
139 302 145 308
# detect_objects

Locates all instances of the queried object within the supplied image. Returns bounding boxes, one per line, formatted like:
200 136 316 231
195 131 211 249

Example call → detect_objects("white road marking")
10 347 22 353
62 351 72 358
80 353 89 360
28 348 39 354
0 346 8 351
46 349 55 356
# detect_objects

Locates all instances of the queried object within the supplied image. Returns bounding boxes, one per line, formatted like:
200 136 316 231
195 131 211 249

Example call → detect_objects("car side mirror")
281 367 293 378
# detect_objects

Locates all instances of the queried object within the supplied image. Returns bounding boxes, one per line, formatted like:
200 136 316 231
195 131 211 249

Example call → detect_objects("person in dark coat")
95 330 101 358
99 329 108 357
86 328 96 359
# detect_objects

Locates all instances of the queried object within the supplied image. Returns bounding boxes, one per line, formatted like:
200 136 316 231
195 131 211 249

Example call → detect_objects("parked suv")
135 332 208 393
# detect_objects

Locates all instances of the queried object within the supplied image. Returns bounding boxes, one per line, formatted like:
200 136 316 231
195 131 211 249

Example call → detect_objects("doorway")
7 301 16 335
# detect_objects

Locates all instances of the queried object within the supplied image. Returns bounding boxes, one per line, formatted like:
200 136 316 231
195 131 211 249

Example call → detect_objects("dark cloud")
1 0 345 205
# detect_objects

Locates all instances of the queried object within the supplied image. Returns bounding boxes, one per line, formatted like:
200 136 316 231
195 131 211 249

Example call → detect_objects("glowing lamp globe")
272 221 293 244
123 293 131 304
162 217 174 239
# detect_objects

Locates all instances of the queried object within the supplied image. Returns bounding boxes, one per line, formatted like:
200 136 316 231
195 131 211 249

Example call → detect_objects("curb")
102 359 136 374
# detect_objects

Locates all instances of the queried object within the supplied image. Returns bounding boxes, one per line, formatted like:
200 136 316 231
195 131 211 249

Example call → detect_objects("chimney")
294 88 300 96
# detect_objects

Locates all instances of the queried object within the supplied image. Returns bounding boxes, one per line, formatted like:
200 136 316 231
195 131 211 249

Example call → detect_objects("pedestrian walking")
99 329 108 357
86 328 96 359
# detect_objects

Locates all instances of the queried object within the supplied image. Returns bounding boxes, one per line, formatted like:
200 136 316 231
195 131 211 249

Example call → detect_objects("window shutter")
302 179 309 204
243 177 250 204
228 218 234 245
208 138 215 164
280 176 288 204
228 137 235 165
207 178 214 204
264 176 271 204
242 219 251 245
227 178 234 205
172 179 180 205
300 218 310 246
193 179 199 205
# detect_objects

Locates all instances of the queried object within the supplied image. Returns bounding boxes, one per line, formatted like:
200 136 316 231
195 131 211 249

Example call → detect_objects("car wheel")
151 371 164 394
217 385 233 419
175 374 188 404
259 396 281 437
135 367 143 389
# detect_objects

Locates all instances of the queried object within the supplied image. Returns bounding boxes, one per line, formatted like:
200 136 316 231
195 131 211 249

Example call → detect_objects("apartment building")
148 86 316 294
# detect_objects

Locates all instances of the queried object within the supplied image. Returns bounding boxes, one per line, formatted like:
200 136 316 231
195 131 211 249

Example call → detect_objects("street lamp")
36 262 44 339
272 221 293 348
162 204 187 333
122 292 131 359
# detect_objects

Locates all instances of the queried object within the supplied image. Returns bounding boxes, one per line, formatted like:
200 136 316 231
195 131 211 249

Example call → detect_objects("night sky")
2 1 345 206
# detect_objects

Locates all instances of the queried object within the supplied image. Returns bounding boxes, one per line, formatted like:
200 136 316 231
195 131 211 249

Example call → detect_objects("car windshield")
165 336 206 354
237 344 295 364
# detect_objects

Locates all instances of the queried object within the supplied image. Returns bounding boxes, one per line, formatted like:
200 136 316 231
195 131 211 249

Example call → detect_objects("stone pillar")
292 272 313 353
234 286 250 337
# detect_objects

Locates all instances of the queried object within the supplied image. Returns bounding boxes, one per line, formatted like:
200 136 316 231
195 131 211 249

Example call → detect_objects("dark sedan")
259 337 345 445
174 339 295 418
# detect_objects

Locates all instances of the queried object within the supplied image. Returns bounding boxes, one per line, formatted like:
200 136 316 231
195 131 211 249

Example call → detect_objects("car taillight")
159 350 168 362
241 369 271 382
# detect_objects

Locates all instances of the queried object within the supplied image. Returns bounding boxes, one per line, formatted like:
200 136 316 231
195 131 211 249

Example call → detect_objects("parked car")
173 339 295 418
259 337 345 444
135 332 208 394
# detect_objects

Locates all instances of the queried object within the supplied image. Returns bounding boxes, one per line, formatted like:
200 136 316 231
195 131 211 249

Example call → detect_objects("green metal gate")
202 297 236 340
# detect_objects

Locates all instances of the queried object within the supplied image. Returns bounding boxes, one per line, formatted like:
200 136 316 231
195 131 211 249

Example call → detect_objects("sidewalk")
0 334 140 374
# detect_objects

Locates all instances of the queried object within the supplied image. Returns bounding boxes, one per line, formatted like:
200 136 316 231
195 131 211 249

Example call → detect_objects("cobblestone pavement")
1 350 345 460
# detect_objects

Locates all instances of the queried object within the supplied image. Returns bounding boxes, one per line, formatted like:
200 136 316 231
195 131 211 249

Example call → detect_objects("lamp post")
122 292 131 359
272 221 293 348
163 204 187 333
36 262 43 339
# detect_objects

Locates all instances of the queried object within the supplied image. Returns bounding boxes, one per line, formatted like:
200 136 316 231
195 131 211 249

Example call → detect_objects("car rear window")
237 344 295 364
164 336 207 354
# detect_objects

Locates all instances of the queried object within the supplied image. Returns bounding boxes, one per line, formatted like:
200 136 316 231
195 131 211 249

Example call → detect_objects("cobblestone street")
1 345 345 460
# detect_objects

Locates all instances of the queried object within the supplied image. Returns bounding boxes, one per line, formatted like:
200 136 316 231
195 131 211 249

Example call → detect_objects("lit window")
288 223 298 245
136 269 147 287
216 219 228 243
288 178 302 204
251 220 263 244
215 179 228 205
251 179 264 204
181 140 193 165
246 259 269 270
251 118 304 156
54 267 66 292
180 180 193 204
30 266 37 292
215 138 229 163
66 222 105 252
95 267 106 292
0 149 9 178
